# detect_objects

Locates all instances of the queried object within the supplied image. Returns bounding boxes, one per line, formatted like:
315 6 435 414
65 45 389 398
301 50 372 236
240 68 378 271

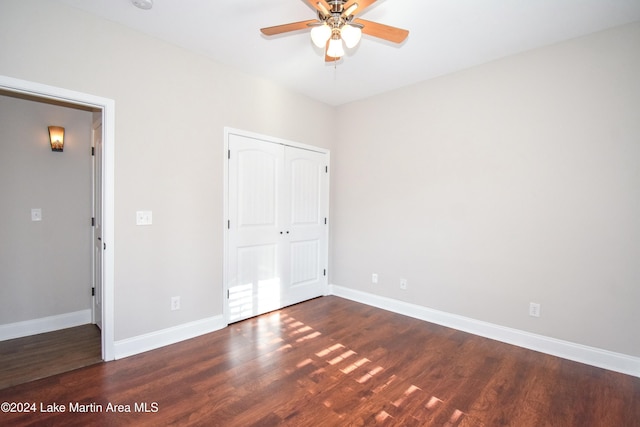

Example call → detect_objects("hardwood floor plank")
0 296 638 426
0 324 102 390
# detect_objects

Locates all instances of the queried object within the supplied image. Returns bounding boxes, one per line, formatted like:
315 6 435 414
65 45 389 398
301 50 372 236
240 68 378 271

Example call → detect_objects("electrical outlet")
171 296 181 311
529 302 540 317
372 273 378 284
400 278 407 290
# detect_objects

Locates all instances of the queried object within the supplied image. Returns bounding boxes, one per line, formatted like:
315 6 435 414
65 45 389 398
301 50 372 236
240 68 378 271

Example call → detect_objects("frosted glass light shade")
310 24 331 48
327 37 345 58
340 24 362 49
48 126 65 152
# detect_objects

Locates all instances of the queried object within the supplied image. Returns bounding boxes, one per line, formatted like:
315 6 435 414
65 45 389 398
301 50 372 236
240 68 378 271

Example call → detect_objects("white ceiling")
55 0 640 106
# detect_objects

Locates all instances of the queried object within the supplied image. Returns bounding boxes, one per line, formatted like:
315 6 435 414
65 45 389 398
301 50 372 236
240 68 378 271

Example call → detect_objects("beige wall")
0 0 335 340
331 22 640 357
2 0 638 359
0 95 93 323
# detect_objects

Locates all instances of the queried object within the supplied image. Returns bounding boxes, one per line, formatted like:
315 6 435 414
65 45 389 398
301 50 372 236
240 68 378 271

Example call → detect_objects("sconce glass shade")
48 126 65 152
310 24 332 48
340 24 362 49
327 37 345 58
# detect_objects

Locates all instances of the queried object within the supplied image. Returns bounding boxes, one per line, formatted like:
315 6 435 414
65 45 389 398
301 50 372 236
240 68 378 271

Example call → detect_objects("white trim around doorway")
0 75 116 361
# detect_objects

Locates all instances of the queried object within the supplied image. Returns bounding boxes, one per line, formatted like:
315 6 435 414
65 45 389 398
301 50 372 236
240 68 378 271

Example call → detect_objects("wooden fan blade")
344 0 377 16
260 19 317 36
353 18 409 43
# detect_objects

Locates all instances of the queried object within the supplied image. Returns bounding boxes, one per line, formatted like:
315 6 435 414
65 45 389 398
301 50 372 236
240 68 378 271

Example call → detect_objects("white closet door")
228 134 284 322
282 146 328 306
227 133 328 323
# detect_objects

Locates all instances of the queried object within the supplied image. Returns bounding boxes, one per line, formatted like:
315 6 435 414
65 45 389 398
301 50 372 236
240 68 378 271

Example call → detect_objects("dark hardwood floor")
0 324 102 390
0 296 638 426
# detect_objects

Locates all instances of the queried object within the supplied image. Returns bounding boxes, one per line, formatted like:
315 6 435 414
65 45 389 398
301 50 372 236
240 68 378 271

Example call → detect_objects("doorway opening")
0 75 115 363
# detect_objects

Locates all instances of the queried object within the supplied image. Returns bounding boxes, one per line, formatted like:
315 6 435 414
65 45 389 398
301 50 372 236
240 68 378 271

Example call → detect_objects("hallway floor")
0 324 102 390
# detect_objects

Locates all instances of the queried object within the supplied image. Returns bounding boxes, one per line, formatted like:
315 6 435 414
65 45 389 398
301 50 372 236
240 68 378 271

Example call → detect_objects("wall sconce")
48 126 65 152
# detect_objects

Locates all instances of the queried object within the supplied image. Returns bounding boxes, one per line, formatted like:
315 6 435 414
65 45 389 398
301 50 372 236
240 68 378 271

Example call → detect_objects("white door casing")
92 122 103 329
225 129 329 324
0 75 116 361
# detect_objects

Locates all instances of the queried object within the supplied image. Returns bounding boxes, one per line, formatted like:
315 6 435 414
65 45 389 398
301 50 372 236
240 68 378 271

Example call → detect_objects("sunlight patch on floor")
426 396 442 410
296 358 313 369
236 306 469 425
448 409 464 424
376 410 392 422
392 384 421 407
316 343 345 357
296 331 322 342
340 357 370 375
373 374 397 394
289 325 312 336
328 349 356 365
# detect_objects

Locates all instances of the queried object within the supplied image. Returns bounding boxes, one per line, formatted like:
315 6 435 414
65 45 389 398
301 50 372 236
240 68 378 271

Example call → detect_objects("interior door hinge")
325 166 328 173
228 150 231 159
92 287 95 296
227 289 230 299
91 147 95 156
91 217 95 227
323 269 327 276
228 220 230 229
324 217 327 225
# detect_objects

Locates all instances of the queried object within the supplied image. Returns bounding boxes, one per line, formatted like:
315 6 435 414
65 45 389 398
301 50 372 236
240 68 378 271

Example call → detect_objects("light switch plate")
529 302 541 318
31 208 42 221
136 210 153 226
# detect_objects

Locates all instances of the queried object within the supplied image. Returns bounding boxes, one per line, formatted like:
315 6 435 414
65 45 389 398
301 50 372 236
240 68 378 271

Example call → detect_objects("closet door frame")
223 127 330 325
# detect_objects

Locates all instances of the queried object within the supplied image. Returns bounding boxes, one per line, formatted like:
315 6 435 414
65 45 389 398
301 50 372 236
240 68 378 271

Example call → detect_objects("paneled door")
227 132 329 323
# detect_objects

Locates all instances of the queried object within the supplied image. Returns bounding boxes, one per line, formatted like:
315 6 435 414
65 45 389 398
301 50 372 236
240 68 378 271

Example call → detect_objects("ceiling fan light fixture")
340 24 362 49
327 36 345 58
310 24 332 48
259 0 409 64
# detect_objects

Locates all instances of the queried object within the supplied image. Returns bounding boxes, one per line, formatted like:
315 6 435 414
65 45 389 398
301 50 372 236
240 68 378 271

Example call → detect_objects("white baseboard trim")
113 315 226 360
0 309 92 341
329 284 640 378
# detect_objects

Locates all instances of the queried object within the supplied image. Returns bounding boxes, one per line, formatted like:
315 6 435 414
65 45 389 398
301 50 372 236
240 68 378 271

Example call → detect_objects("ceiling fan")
260 0 409 62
